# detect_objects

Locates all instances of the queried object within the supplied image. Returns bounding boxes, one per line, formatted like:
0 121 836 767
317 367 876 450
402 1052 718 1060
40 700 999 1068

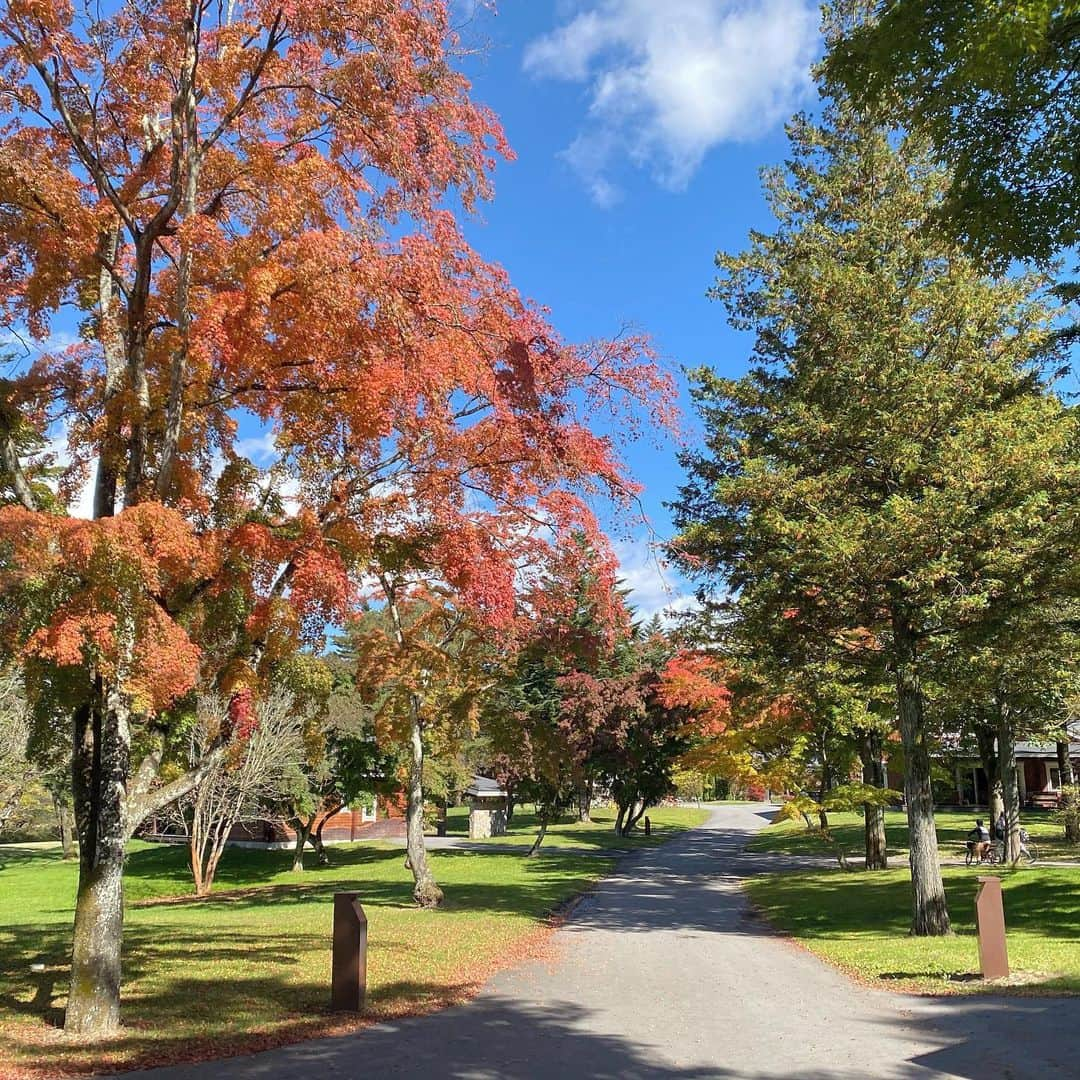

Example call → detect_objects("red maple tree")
0 0 673 1034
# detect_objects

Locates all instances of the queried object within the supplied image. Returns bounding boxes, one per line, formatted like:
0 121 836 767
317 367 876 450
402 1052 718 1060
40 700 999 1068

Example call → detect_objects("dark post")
644 816 651 836
974 876 1009 980
331 892 367 1011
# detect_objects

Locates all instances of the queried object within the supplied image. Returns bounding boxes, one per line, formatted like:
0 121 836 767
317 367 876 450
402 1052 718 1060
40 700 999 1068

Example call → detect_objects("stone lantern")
465 775 508 839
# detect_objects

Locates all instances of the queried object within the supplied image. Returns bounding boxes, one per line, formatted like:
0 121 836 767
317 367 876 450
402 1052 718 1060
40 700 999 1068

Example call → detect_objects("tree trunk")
405 704 442 907
817 754 833 834
190 829 208 896
1059 738 1076 787
974 721 1003 823
1057 739 1079 844
527 810 549 857
859 730 888 870
291 815 315 873
996 703 1021 864
625 798 648 834
53 793 76 861
311 804 337 864
504 782 516 826
577 779 593 823
891 610 951 936
614 801 627 836
66 692 128 1034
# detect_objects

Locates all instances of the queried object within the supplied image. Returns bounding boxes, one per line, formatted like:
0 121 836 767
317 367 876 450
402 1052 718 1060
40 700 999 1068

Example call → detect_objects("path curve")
129 804 1080 1079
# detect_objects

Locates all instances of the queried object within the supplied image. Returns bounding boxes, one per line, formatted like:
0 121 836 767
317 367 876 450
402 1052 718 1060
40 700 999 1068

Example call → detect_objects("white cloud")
613 536 697 623
235 429 280 465
524 0 820 202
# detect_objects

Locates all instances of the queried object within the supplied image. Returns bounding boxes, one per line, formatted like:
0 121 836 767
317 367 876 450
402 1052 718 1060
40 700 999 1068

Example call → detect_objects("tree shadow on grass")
750 866 1080 943
120 841 411 898
123 847 609 924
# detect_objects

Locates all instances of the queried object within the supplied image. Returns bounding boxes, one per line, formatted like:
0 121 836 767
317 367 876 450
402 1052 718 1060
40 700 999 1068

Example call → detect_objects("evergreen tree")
670 98 1077 934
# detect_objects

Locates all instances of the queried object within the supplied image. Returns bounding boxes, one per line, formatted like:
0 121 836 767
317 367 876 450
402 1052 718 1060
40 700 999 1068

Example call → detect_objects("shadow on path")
128 804 1080 1080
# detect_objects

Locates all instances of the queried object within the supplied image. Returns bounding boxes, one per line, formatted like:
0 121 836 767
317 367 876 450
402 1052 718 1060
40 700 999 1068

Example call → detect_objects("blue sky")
451 1 823 615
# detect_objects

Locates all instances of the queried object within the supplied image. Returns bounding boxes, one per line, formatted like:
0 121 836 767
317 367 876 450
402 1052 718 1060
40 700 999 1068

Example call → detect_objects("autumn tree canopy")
0 0 673 1034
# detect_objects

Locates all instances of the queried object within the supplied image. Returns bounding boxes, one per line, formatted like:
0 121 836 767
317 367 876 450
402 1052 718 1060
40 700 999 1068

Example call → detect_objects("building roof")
957 741 1080 762
1014 742 1080 759
465 775 507 798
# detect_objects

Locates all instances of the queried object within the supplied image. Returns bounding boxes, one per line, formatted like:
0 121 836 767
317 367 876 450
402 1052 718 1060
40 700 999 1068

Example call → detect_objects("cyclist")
966 819 991 863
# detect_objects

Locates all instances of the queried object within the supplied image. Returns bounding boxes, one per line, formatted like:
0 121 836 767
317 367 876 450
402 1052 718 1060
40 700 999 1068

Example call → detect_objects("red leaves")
0 0 677 737
227 687 258 741
657 652 732 738
430 522 517 628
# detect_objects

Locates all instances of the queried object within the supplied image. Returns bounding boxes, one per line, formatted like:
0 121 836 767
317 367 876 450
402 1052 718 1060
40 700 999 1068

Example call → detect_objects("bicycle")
966 832 1039 866
964 840 999 866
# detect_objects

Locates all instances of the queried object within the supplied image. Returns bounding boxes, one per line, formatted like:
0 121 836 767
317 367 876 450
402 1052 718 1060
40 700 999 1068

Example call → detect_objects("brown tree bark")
1057 739 1079 843
53 793 76 861
974 721 1003 825
891 609 951 936
313 806 335 864
859 730 888 870
624 796 648 834
527 809 549 857
577 779 593 823
996 702 1021 864
291 814 315 873
405 704 442 907
817 753 833 835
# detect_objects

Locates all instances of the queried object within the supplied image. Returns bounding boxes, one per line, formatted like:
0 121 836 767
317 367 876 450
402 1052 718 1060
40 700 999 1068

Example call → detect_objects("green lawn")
747 808 1079 863
746 865 1080 994
443 803 710 850
0 807 706 1078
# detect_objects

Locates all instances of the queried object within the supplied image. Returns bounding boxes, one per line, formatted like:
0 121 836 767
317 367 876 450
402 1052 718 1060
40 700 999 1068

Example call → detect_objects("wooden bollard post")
331 892 367 1011
974 876 1009 980
644 816 651 837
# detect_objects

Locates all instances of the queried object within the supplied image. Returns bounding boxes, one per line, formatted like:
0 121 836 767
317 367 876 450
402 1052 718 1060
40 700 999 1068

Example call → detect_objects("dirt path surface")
126 804 1080 1079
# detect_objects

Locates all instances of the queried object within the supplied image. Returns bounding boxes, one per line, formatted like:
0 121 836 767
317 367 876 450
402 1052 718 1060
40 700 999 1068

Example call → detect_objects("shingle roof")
464 775 507 798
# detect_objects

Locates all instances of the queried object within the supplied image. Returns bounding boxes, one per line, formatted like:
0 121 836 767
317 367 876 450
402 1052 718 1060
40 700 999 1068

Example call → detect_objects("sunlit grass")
747 865 1080 994
443 803 710 849
746 808 1079 862
0 806 706 1077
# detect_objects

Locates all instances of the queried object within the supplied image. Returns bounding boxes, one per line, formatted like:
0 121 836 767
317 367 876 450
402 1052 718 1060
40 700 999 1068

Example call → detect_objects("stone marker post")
331 892 367 1011
974 876 1009 980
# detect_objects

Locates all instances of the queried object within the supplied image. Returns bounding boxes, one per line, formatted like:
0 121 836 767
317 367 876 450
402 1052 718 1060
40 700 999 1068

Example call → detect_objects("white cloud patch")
613 537 697 623
524 0 820 202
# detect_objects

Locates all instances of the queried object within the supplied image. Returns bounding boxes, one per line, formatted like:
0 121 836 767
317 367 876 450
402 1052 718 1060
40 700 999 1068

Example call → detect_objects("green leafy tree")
670 96 1077 934
825 0 1080 266
946 599 1080 860
349 593 497 905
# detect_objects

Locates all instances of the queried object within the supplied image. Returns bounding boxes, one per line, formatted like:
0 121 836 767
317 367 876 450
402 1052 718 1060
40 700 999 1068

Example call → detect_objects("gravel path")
127 804 1080 1079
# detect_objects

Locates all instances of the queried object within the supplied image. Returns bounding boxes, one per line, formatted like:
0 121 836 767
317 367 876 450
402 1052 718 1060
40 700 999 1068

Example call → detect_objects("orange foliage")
0 505 210 713
657 652 733 738
0 1 674 722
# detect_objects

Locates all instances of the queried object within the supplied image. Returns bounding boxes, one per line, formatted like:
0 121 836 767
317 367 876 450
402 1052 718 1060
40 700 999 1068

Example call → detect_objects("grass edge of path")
1 806 709 1079
741 865 1080 999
